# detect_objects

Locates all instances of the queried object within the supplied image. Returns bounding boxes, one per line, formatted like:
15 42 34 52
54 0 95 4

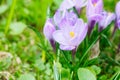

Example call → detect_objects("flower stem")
72 48 76 61
5 0 16 35
88 20 96 36
50 39 56 52
112 22 118 37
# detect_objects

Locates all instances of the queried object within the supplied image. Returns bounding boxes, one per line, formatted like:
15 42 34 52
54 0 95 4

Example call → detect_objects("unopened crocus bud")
43 18 56 51
87 0 103 22
115 1 120 29
86 0 103 35
99 11 115 31
43 18 55 40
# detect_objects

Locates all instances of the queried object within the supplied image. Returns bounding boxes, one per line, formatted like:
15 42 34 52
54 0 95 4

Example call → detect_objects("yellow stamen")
93 3 96 7
69 31 75 38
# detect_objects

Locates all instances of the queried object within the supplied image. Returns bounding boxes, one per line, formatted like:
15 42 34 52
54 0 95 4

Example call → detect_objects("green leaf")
77 24 112 67
18 73 35 80
28 25 43 42
0 5 9 14
114 66 120 72
101 34 112 47
77 68 96 80
34 59 45 71
91 65 101 75
10 22 27 35
99 75 107 80
84 58 99 66
78 35 99 66
110 72 120 80
61 68 70 80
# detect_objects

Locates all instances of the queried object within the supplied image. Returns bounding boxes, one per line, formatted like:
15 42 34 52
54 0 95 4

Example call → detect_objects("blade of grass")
110 71 120 80
28 25 54 61
77 25 112 68
101 34 112 47
61 50 72 68
79 35 99 66
28 25 44 43
5 0 16 35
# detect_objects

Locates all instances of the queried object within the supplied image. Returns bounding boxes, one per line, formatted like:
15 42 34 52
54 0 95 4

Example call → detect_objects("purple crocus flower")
115 1 120 29
54 10 78 29
86 0 103 35
59 0 87 13
112 1 120 36
43 18 55 40
43 18 56 51
86 0 103 22
53 19 88 50
99 11 115 31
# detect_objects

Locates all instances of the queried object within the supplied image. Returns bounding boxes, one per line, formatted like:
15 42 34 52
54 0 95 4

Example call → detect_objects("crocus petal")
65 11 78 26
63 24 75 40
89 14 103 22
53 10 69 29
71 19 88 46
74 0 87 12
75 26 88 46
79 23 88 42
104 13 115 27
87 0 103 21
79 0 88 8
54 10 77 29
99 12 115 30
115 1 120 29
53 30 68 45
59 0 75 11
87 0 95 17
58 11 77 29
60 44 75 50
116 1 120 19
95 0 103 14
117 20 120 29
43 18 55 40
54 11 63 26
73 19 85 36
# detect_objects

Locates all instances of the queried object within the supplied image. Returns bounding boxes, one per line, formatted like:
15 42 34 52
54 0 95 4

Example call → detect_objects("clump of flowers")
43 0 120 79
